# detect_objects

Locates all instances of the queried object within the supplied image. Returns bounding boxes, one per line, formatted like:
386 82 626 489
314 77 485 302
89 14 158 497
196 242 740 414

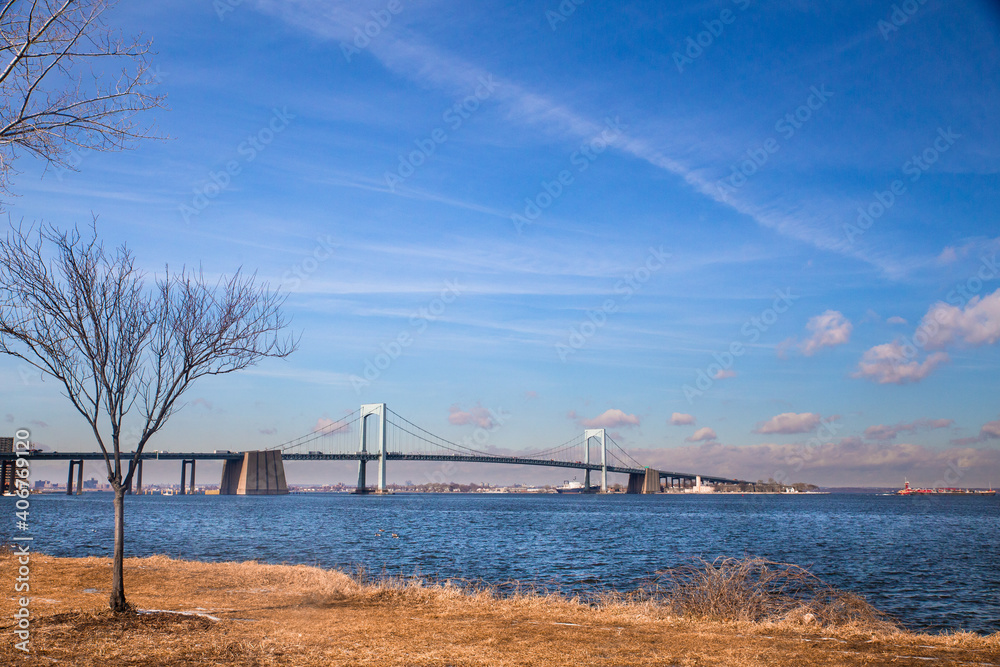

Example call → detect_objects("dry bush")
632 556 899 630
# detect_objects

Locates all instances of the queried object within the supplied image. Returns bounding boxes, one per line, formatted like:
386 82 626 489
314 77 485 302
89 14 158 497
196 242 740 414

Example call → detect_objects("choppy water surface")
14 492 1000 633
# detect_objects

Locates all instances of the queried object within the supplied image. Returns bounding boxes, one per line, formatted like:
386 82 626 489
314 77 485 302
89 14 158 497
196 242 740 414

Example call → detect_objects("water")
11 492 1000 634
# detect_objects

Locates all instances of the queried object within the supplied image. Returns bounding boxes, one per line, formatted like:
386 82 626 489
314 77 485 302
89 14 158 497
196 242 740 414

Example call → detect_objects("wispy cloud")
254 0 914 276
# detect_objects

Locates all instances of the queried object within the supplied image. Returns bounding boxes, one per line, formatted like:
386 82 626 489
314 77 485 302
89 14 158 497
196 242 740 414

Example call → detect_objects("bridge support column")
359 403 388 494
67 460 83 495
584 429 607 493
356 459 367 494
179 459 196 495
126 459 144 495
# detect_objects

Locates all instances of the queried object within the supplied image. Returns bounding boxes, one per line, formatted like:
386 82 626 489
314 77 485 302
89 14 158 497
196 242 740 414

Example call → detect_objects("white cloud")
853 341 949 384
918 288 1000 349
754 412 823 435
449 404 497 429
886 316 908 325
570 408 641 429
686 427 717 443
713 369 738 379
784 310 852 357
863 418 953 441
670 412 696 426
855 289 1000 384
951 418 1000 445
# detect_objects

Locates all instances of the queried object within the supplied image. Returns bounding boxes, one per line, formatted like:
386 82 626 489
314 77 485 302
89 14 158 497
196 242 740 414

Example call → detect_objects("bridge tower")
358 403 388 494
583 428 608 493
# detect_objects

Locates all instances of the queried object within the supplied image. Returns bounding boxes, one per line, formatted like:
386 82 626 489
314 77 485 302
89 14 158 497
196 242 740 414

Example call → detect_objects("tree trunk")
110 486 128 612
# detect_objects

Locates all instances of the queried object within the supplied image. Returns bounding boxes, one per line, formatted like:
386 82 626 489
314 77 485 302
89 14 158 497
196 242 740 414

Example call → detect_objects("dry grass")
2 552 998 666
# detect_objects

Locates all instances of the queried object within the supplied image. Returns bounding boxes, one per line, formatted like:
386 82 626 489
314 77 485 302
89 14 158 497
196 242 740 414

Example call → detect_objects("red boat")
896 479 996 495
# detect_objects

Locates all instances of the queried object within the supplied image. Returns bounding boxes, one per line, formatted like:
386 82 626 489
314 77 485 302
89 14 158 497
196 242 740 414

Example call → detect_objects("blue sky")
4 0 1000 487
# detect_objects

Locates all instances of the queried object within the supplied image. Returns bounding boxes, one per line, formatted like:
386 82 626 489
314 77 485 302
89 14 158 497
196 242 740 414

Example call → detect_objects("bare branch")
0 0 166 201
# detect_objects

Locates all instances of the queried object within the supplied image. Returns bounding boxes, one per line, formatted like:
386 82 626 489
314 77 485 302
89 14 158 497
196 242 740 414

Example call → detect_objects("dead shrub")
634 556 899 630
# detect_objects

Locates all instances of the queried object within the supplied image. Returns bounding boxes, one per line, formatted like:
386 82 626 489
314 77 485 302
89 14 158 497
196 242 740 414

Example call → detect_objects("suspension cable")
606 434 643 468
385 416 498 456
269 409 361 452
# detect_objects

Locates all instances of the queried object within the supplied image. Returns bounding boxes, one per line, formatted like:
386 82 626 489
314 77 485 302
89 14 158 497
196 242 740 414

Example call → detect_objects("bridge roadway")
0 451 746 486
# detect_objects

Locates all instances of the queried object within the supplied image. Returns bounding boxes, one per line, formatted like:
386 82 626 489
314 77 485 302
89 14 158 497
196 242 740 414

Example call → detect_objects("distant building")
34 480 49 489
1 436 13 492
83 478 98 489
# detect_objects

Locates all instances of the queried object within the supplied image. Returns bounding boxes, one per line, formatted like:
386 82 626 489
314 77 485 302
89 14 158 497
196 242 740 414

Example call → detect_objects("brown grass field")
1 552 998 666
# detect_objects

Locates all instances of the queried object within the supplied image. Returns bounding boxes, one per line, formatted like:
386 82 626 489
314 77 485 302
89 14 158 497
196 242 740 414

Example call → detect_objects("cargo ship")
896 480 996 495
555 479 598 494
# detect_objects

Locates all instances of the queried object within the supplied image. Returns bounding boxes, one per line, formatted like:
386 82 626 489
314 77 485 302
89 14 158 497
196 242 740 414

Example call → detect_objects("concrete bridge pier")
219 451 288 495
627 468 661 494
67 459 83 495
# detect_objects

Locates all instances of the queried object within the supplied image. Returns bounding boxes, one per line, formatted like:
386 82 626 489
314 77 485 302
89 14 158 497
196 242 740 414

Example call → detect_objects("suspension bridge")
1 403 747 495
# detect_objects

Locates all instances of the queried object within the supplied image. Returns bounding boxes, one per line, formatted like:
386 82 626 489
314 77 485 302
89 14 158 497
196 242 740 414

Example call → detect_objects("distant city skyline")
4 0 1000 487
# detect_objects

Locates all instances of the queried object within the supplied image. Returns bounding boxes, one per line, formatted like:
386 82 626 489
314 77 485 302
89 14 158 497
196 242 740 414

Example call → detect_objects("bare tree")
0 0 165 199
0 223 297 612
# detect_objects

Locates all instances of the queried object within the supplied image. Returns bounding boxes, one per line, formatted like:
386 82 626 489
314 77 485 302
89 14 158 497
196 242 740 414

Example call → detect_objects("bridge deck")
0 451 746 485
